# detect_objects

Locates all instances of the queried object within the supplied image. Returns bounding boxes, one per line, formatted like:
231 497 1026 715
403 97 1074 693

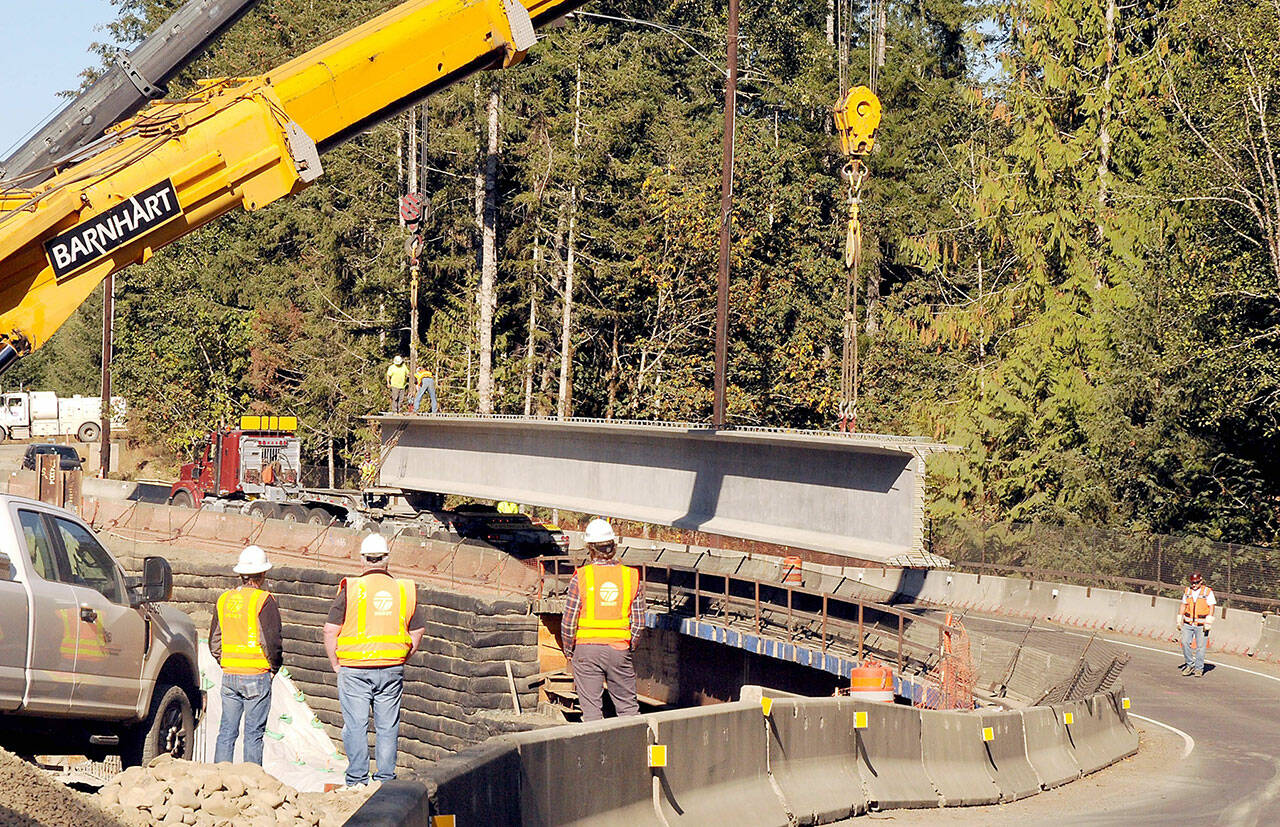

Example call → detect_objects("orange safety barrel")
848 661 895 702
782 556 804 586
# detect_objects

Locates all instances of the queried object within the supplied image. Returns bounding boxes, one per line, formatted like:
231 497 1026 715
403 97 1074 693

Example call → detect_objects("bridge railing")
533 553 954 677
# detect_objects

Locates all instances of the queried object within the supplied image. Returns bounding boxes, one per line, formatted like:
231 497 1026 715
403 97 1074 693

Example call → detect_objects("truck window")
17 509 58 581
52 517 124 604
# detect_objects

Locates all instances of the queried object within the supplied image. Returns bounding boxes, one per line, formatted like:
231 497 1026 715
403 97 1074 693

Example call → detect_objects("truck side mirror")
140 556 173 603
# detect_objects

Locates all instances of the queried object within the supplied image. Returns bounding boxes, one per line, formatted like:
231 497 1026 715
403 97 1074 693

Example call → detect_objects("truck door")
48 514 146 718
3 394 29 438
0 524 29 711
9 507 79 714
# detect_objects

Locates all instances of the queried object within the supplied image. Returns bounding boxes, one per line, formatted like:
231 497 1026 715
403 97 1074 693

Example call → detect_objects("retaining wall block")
766 697 867 824
648 701 790 826
849 700 940 810
420 736 523 827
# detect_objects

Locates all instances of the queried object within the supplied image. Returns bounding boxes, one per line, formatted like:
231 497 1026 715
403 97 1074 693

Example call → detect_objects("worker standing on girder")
324 534 426 787
385 355 410 414
412 363 438 414
1177 571 1216 678
210 545 283 765
562 519 643 721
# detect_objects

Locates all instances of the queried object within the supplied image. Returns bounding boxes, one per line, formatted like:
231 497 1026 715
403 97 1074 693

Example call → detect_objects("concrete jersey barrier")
352 689 1137 826
766 697 868 823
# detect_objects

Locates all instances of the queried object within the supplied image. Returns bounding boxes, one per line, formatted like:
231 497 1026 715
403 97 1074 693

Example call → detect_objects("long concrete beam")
374 415 955 565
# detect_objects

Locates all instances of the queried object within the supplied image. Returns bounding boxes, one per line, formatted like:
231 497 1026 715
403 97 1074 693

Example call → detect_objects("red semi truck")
168 416 568 555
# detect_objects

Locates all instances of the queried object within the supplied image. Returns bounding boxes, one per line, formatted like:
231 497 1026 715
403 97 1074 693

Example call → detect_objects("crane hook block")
834 86 882 156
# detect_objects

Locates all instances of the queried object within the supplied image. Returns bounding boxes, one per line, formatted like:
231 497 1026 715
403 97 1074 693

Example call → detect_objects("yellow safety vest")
59 608 108 663
1181 587 1215 625
217 586 271 674
336 573 416 667
575 563 639 644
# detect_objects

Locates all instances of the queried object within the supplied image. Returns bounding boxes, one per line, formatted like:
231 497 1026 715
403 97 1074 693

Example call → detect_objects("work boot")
1182 666 1197 676
1179 663 1192 675
1193 669 1204 677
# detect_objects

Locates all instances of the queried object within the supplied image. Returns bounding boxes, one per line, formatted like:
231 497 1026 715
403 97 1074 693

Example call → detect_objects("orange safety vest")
336 573 416 667
414 368 432 382
1180 586 1215 625
575 563 639 645
217 586 271 674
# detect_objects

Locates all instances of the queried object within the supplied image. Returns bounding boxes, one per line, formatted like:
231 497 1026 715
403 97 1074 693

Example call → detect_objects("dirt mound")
98 755 373 826
0 746 128 827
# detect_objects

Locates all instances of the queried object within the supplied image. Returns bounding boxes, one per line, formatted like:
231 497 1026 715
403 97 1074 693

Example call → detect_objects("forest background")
10 0 1280 553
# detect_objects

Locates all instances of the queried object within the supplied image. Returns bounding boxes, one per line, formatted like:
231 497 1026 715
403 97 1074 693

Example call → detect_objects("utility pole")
713 0 740 428
99 274 114 476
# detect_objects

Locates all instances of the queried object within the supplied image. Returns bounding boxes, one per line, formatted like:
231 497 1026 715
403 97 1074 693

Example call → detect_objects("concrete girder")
374 415 956 564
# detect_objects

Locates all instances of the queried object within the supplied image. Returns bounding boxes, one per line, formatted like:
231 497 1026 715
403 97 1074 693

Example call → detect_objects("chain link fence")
932 518 1280 611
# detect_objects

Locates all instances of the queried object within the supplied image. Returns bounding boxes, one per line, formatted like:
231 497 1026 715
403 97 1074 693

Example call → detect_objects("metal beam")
376 415 955 564
2 0 262 185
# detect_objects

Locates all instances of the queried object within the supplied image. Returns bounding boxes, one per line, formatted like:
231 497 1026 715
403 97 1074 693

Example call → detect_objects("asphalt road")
886 612 1280 825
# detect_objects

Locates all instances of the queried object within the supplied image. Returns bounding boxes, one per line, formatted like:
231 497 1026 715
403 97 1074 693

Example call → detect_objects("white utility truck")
0 494 200 766
0 392 126 442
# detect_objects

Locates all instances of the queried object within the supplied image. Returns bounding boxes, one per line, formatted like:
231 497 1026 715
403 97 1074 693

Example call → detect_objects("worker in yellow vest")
561 518 643 721
1178 571 1216 677
412 364 438 414
386 355 410 413
210 545 283 765
323 534 426 787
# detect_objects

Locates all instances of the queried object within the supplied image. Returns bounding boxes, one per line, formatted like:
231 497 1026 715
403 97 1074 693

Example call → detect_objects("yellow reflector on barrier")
432 817 456 827
761 697 773 717
1122 697 1131 710
982 726 994 742
648 745 667 768
1063 712 1074 726
854 710 868 730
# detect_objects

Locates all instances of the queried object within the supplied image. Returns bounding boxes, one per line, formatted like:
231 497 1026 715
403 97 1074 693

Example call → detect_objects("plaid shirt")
561 562 645 655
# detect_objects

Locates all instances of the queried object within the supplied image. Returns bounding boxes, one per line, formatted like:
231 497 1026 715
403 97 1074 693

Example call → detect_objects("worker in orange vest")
561 518 643 721
323 534 426 787
1177 571 1216 677
210 545 283 765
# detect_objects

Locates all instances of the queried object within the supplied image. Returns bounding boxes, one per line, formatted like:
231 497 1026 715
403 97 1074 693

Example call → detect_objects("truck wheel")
307 507 334 526
77 421 101 443
280 505 307 524
0 427 7 441
169 489 195 509
122 684 194 767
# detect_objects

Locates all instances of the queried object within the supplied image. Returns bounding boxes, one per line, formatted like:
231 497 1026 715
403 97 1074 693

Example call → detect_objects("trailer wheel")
169 489 195 509
280 505 307 524
247 500 279 520
307 507 334 526
77 421 101 443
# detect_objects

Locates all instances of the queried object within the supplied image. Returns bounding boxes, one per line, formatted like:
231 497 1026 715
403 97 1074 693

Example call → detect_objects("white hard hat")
361 533 390 559
393 355 404 365
584 518 616 544
233 545 272 575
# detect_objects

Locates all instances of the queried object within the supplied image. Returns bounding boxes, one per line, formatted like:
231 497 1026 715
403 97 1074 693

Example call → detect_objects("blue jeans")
414 378 438 413
215 671 273 765
338 665 404 785
1181 623 1208 672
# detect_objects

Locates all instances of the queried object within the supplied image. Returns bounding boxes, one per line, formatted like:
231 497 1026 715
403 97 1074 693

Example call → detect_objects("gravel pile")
98 756 374 826
0 746 126 827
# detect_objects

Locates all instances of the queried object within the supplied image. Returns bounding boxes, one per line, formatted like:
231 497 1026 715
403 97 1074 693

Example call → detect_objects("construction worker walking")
1178 571 1216 677
412 364 438 414
385 355 410 413
324 534 426 787
210 545 283 765
561 519 643 721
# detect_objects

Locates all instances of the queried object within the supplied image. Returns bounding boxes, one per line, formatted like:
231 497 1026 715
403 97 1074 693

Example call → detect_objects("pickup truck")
0 493 200 766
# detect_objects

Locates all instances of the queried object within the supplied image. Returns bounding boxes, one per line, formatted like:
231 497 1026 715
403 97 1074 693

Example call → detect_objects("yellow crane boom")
0 0 581 371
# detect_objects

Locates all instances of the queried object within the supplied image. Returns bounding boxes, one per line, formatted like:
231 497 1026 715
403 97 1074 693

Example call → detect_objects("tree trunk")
557 64 582 420
524 240 539 417
605 317 619 419
327 437 336 488
477 85 500 414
